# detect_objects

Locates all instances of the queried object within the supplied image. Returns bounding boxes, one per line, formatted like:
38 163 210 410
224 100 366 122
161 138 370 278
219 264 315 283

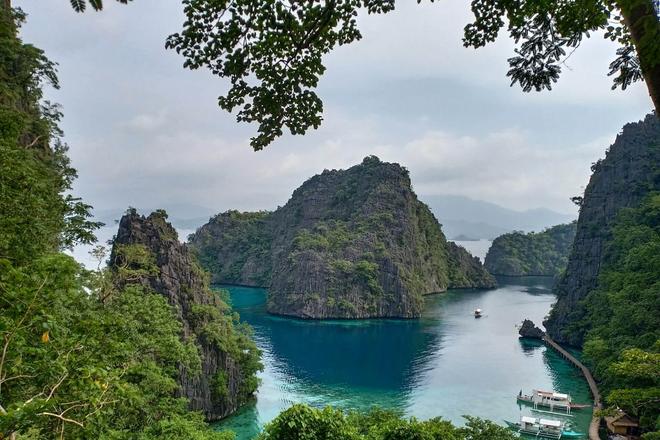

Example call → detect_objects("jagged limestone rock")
111 210 260 421
191 156 496 319
519 319 545 339
544 113 660 346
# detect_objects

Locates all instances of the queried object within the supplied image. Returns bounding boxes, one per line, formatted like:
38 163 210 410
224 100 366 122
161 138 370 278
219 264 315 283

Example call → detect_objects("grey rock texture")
111 210 258 421
544 113 660 346
191 156 496 319
519 319 545 339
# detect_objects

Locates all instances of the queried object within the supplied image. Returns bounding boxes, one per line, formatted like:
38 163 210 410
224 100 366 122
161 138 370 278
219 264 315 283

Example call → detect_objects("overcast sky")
17 0 653 216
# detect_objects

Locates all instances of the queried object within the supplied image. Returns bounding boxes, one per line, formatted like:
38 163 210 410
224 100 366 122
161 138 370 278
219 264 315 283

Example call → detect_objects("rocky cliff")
191 156 496 319
484 222 576 276
544 113 660 346
192 210 272 286
110 210 261 421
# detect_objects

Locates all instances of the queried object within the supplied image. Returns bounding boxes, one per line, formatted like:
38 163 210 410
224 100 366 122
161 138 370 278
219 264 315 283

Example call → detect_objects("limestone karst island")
2 2 658 440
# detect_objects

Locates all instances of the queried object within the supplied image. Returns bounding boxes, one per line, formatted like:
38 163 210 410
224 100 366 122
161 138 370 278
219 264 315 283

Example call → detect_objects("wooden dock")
542 335 602 440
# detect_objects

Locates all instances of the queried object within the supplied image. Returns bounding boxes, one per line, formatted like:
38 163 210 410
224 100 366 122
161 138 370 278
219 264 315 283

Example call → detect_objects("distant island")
190 156 496 319
451 234 481 241
483 222 577 276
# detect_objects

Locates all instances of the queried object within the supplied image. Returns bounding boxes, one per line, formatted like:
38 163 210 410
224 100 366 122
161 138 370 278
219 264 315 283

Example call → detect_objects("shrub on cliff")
257 404 517 440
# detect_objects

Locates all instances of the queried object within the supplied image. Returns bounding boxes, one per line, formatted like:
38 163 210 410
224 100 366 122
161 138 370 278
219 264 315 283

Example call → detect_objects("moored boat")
505 416 584 438
517 389 590 413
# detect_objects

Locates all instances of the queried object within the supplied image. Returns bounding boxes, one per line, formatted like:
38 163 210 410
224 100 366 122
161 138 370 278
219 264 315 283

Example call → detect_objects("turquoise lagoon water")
215 277 593 439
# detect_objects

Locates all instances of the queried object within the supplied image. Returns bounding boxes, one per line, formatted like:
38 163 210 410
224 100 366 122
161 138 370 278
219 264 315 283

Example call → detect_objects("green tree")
0 6 101 265
0 5 250 439
257 404 518 440
166 0 660 150
579 193 660 435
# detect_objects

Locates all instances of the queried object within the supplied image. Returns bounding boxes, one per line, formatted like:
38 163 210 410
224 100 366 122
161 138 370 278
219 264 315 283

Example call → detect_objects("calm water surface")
216 277 593 439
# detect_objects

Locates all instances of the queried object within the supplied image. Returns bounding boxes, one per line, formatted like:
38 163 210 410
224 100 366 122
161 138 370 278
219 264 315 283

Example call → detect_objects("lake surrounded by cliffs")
214 276 594 439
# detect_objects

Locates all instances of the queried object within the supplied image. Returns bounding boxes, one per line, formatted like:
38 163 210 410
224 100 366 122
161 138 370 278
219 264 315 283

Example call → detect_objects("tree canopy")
256 404 519 440
574 193 660 435
165 0 660 150
0 5 249 438
68 0 131 13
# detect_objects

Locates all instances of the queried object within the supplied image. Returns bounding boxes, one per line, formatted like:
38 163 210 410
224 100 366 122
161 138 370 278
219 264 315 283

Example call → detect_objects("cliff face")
111 210 261 421
484 222 577 276
192 210 272 286
544 113 660 346
191 156 496 319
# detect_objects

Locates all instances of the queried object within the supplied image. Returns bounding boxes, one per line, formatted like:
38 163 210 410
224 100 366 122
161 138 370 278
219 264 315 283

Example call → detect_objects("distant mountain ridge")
421 195 575 240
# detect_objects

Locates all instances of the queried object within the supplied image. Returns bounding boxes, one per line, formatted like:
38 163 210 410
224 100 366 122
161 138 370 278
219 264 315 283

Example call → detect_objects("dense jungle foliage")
484 222 577 276
256 404 518 440
575 193 660 436
0 7 244 439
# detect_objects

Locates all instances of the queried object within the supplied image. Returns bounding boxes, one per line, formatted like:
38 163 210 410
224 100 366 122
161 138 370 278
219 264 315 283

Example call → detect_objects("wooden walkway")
542 335 602 440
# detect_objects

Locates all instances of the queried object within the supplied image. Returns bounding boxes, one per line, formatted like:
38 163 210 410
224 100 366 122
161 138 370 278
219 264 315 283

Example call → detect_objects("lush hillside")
540 114 659 437
578 194 659 434
192 210 273 286
545 113 660 346
191 156 496 319
111 209 262 420
484 222 577 276
0 8 241 438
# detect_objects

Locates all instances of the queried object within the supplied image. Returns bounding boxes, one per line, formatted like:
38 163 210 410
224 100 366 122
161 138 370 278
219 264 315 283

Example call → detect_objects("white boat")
474 308 482 318
505 416 584 438
517 389 590 413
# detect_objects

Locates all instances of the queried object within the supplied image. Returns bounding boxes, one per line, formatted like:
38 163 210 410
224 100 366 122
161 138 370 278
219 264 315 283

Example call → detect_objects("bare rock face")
544 113 660 346
191 156 496 319
519 319 544 339
111 210 260 421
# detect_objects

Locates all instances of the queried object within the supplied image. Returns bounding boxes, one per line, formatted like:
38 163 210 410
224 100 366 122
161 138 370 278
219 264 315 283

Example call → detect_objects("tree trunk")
618 0 660 116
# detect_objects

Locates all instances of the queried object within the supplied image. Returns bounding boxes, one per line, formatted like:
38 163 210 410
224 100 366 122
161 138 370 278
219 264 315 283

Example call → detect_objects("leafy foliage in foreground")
167 0 659 149
257 404 518 440
573 193 660 435
0 253 235 440
0 7 242 439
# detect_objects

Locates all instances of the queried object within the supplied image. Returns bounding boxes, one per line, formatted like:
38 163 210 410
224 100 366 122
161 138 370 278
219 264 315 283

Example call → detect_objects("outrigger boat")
505 416 584 439
474 308 482 318
517 389 590 413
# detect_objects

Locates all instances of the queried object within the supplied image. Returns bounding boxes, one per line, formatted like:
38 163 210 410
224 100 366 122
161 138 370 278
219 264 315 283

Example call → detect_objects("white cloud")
69 103 612 215
15 0 650 220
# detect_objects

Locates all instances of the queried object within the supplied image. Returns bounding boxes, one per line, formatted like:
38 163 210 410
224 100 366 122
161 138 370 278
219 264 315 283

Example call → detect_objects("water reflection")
217 278 592 440
519 338 545 356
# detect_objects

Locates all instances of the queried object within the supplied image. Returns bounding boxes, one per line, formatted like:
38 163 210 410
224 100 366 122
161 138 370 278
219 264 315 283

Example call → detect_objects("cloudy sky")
17 0 653 217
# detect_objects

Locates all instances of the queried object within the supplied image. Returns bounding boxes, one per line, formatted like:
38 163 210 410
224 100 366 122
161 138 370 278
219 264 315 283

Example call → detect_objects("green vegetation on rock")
569 194 659 435
0 7 256 438
484 222 577 276
191 210 273 286
545 113 659 346
191 156 496 319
